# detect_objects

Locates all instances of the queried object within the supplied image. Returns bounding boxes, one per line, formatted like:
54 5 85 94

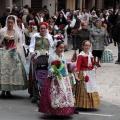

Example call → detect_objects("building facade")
0 0 119 17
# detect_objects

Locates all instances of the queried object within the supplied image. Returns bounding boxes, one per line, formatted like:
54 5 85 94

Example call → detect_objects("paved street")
0 43 120 120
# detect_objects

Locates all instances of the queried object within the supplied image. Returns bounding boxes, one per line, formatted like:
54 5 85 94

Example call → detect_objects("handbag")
71 29 78 35
101 47 114 63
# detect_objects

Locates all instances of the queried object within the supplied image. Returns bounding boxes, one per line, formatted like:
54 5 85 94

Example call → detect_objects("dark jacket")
55 15 68 26
113 19 120 43
0 14 8 28
73 18 80 29
76 29 90 49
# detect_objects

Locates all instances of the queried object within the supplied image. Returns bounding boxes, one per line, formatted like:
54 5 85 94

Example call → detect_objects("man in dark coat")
0 8 11 28
113 14 120 64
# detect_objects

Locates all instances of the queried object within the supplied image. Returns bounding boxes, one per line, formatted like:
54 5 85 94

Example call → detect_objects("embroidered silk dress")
75 51 100 108
38 52 74 115
0 33 27 91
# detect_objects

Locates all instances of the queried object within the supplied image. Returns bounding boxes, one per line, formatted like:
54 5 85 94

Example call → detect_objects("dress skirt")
75 71 100 108
28 61 33 95
0 48 27 91
38 77 74 115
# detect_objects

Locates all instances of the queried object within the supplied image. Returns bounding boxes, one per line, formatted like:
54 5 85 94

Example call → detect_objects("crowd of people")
0 4 119 116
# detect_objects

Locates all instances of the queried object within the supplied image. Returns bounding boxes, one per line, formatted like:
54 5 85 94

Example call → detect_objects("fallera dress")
38 52 74 115
0 32 27 91
75 51 100 108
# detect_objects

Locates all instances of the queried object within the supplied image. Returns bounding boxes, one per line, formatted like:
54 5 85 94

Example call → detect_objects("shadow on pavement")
39 114 73 120
0 94 29 100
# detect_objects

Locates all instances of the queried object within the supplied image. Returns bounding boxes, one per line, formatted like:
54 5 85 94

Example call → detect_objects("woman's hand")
94 66 98 70
15 49 18 54
30 52 36 57
76 77 80 81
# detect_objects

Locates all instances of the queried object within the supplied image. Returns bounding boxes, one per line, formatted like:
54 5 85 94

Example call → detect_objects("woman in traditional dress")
28 22 54 97
75 40 100 108
38 40 74 115
0 15 27 97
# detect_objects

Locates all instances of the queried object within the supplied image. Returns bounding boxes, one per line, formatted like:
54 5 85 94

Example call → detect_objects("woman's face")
82 41 91 52
96 21 102 28
60 13 63 18
30 14 34 19
55 12 59 17
17 20 21 26
7 19 15 28
100 13 103 18
40 25 47 35
82 23 88 29
56 43 65 54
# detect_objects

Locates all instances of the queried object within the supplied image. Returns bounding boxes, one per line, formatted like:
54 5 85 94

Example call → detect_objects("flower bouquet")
58 24 65 34
9 44 19 62
9 44 17 57
56 35 63 40
59 24 65 30
51 60 67 80
29 21 35 26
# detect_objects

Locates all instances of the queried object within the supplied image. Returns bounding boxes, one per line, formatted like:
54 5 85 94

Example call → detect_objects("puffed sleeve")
70 19 76 28
48 34 54 55
0 29 4 44
76 55 82 72
29 34 36 53
48 54 56 77
64 25 68 30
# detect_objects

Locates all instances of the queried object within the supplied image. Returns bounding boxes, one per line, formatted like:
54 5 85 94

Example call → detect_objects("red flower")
51 60 61 68
9 44 17 50
84 75 89 82
59 24 65 29
29 21 34 26
56 35 62 40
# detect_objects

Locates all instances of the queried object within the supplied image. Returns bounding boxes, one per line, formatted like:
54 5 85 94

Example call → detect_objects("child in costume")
75 40 100 108
38 40 74 115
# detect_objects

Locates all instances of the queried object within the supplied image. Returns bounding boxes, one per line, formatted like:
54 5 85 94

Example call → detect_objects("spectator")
0 8 11 28
89 19 106 67
76 22 90 53
43 5 49 20
113 14 120 64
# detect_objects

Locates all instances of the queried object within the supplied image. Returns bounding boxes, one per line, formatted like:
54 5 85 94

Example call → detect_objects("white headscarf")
0 15 20 43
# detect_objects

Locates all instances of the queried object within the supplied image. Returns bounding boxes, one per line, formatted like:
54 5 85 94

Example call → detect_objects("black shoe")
64 49 68 52
115 60 120 64
6 91 12 97
1 91 5 97
74 110 79 114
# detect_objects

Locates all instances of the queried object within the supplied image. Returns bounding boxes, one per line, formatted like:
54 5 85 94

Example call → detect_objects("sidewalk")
65 43 120 106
